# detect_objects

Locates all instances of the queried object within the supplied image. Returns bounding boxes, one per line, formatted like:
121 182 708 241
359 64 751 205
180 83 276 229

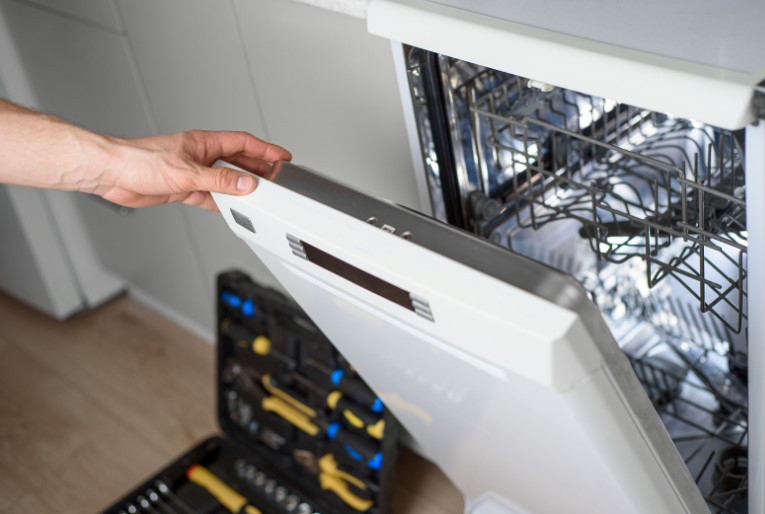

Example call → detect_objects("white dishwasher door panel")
212 161 710 514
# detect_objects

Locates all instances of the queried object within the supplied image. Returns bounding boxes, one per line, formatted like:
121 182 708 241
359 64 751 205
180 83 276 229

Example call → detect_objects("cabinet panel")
0 186 83 319
75 198 214 333
115 0 267 136
1 0 150 137
232 0 421 209
15 0 122 31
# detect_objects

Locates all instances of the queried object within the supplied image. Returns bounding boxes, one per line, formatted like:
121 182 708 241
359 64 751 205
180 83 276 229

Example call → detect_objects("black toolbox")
103 270 401 514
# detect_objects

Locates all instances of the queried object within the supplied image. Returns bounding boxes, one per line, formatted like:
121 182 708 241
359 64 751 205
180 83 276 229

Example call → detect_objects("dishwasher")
214 1 765 513
402 48 751 513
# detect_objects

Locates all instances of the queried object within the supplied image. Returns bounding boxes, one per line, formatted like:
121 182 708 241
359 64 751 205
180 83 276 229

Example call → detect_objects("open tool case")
104 270 401 514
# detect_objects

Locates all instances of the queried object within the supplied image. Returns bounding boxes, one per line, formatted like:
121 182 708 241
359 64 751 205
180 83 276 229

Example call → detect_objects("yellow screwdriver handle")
343 409 365 429
366 418 385 440
252 335 271 356
187 464 262 514
262 396 320 436
328 391 384 439
319 473 374 512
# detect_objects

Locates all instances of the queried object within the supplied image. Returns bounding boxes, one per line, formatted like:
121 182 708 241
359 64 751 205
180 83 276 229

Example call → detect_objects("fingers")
100 188 219 210
188 166 258 196
190 130 292 166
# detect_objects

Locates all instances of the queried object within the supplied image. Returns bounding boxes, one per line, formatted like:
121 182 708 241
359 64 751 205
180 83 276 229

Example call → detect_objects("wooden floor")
0 292 463 514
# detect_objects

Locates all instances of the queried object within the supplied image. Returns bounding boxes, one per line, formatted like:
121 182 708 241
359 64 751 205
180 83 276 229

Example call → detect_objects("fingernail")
236 175 254 192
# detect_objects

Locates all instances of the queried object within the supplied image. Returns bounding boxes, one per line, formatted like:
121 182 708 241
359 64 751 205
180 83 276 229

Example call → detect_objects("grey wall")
1 0 418 338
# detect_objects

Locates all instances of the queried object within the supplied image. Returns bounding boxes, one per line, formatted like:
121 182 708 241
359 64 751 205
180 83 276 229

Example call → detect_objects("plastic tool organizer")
103 270 401 514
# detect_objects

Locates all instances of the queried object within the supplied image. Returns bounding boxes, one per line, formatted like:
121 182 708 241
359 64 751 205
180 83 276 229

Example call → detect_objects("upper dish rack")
459 68 747 334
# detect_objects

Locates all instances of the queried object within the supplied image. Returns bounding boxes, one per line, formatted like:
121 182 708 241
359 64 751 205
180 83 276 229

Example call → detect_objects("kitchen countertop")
290 0 370 18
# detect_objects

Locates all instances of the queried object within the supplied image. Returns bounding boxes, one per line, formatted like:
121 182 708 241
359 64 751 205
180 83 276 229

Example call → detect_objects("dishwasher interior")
406 49 750 514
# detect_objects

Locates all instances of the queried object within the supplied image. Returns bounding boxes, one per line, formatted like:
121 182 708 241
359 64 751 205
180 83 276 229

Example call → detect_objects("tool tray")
103 270 401 514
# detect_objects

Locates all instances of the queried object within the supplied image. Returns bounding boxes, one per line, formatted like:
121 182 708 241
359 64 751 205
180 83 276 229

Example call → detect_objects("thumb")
195 166 257 195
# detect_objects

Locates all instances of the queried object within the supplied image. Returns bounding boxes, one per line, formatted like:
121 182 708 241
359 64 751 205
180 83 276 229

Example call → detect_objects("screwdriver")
187 464 262 514
220 291 257 318
306 359 383 413
223 320 383 415
220 320 295 368
291 372 385 440
231 366 382 469
259 373 383 469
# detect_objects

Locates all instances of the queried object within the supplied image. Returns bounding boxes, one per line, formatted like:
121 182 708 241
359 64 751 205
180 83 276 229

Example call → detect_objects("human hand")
95 130 291 210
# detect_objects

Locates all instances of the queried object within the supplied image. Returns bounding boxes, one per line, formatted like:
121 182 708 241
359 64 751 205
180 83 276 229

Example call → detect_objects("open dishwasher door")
212 162 710 514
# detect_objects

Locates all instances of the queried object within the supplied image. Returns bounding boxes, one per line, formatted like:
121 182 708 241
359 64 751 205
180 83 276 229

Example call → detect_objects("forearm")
0 99 112 192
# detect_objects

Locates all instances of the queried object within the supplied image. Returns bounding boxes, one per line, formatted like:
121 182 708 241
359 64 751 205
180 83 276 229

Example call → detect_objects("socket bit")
226 390 239 421
253 471 267 488
274 486 288 504
137 496 153 512
244 465 257 482
234 459 247 478
263 478 277 497
238 400 253 426
296 502 313 514
284 495 300 512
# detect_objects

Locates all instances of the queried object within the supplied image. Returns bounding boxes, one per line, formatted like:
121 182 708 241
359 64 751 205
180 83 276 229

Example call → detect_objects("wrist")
64 127 122 194
27 113 116 194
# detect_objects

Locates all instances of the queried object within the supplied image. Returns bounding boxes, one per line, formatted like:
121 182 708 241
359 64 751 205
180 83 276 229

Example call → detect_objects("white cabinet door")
232 0 421 209
0 0 149 137
114 0 267 136
74 198 215 335
0 185 83 318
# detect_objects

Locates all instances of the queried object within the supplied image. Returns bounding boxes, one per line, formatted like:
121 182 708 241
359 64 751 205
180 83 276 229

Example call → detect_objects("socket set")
103 271 400 514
